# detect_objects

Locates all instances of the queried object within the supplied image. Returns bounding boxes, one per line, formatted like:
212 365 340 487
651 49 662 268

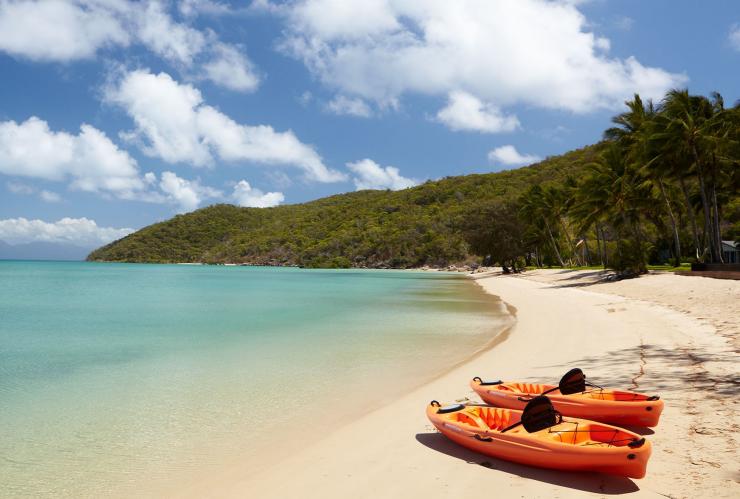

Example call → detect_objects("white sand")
187 270 739 498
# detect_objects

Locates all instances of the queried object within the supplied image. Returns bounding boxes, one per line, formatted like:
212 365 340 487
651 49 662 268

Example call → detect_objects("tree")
461 201 525 271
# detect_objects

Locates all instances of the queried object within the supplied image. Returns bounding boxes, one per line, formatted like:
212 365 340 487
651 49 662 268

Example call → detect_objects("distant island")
89 90 739 274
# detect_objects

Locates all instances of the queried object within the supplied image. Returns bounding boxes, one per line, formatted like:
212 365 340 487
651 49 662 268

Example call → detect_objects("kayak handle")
473 377 503 386
473 434 493 442
647 395 660 401
628 438 646 449
430 400 440 407
517 396 533 402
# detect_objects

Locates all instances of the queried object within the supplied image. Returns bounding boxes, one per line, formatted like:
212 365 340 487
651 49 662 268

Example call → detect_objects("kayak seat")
502 382 552 395
454 407 517 431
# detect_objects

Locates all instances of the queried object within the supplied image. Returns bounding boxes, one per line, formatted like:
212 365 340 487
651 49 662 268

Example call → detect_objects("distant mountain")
88 144 604 267
0 240 92 261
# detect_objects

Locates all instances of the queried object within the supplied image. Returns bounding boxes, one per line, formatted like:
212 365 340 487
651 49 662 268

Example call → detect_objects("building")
722 240 739 263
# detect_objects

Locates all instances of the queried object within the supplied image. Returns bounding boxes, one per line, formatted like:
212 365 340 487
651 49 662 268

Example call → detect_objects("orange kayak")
426 396 652 478
471 368 664 427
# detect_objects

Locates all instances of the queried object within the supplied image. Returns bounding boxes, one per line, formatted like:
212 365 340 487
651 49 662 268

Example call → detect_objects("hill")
87 144 603 267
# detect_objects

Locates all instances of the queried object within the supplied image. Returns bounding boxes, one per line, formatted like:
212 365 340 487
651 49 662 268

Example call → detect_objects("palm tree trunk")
658 179 682 266
691 146 719 262
544 218 565 267
679 176 702 260
710 161 724 263
595 225 604 267
601 226 609 267
558 218 581 266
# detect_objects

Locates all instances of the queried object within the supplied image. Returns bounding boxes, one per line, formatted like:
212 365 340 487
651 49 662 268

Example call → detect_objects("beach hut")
722 240 739 264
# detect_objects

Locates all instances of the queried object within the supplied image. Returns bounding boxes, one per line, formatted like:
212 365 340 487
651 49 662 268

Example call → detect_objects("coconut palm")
657 89 724 262
520 184 566 267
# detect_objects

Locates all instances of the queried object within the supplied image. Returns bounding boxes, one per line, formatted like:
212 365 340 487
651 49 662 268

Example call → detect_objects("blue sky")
0 0 739 248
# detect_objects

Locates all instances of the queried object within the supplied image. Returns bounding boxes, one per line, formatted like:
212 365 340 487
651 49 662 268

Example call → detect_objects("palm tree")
572 144 653 274
607 94 683 266
520 184 566 267
658 89 724 262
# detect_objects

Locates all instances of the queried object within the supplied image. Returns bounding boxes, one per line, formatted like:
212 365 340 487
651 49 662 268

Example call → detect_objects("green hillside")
87 144 603 267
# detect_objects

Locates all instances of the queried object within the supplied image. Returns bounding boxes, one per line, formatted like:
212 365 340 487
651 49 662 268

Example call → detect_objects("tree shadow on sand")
536 344 740 397
415 432 640 494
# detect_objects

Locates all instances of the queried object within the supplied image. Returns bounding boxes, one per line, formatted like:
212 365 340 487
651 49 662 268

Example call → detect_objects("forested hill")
87 144 603 267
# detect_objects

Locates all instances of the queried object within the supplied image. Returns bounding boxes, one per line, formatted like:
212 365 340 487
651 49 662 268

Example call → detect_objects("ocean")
0 261 510 497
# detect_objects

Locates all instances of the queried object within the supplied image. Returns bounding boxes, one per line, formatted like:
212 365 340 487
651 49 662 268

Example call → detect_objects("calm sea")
0 261 510 497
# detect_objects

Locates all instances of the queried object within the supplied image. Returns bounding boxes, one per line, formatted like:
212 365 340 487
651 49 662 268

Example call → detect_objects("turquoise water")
0 261 510 497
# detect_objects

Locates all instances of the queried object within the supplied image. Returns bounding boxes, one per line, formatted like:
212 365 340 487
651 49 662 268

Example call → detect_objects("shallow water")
0 262 510 497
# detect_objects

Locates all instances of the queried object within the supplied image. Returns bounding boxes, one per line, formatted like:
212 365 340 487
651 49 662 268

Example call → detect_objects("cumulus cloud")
0 0 130 61
202 43 260 92
487 145 541 167
274 0 686 114
159 171 221 212
0 217 134 246
231 180 284 207
136 0 205 65
107 69 345 182
0 116 149 199
0 0 259 92
730 24 740 52
346 158 418 191
325 95 372 117
0 117 242 211
436 91 519 133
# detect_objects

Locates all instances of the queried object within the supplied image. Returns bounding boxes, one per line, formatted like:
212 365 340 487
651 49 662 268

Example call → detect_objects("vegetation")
89 89 739 273
88 146 602 267
471 89 739 275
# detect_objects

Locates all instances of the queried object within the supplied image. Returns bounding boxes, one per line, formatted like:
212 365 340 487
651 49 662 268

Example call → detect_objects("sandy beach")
193 270 739 498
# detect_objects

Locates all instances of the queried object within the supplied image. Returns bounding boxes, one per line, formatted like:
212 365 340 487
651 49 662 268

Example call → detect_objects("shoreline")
195 269 738 498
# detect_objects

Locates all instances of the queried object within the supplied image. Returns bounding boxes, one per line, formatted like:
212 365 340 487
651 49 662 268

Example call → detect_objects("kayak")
470 368 664 427
426 396 652 478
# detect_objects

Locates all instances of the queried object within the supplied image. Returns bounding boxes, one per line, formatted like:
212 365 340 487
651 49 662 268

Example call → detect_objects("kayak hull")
426 403 652 479
471 380 664 427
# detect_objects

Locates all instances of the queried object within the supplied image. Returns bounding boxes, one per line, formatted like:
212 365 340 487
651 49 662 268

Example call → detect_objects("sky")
0 0 739 249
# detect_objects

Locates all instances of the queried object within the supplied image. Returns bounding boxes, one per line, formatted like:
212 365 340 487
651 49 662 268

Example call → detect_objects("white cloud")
159 171 221 212
346 158 418 190
0 0 130 61
0 0 259 92
274 0 686 113
136 0 205 65
179 0 232 18
0 118 258 212
6 181 35 195
39 190 62 203
288 0 399 40
325 95 373 117
231 180 284 207
107 69 345 182
0 116 148 199
730 24 740 52
202 42 260 92
0 217 134 246
487 145 541 167
7 180 63 202
435 91 519 133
